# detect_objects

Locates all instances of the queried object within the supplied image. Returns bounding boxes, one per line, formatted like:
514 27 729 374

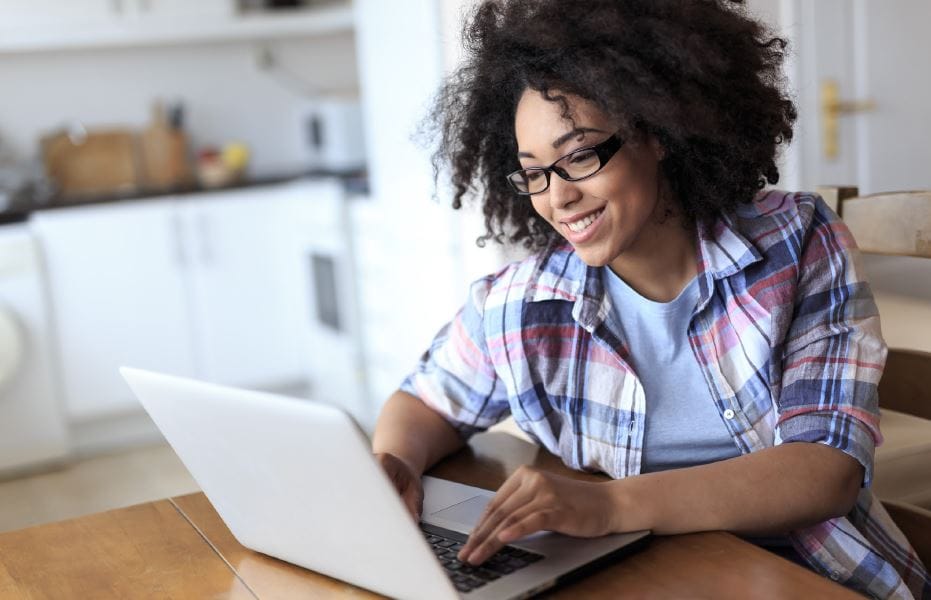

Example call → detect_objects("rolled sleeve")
775 195 886 486
399 276 511 440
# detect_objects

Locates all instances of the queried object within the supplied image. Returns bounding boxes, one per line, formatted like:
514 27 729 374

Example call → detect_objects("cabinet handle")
197 213 213 267
171 212 188 267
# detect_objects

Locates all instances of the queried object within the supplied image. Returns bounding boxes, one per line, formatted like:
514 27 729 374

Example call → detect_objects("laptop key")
487 563 515 575
475 568 500 581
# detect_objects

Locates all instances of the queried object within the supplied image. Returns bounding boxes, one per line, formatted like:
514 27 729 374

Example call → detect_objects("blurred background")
0 0 929 532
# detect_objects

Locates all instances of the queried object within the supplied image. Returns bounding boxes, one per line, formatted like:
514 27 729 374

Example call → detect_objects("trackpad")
430 495 491 529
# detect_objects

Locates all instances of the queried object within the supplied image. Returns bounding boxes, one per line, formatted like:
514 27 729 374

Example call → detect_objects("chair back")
881 500 931 570
817 186 931 258
877 348 931 420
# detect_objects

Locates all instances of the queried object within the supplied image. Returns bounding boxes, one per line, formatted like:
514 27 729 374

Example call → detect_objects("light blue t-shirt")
602 267 740 473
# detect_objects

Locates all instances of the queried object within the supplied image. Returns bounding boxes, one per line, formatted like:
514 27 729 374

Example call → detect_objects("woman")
372 1 930 597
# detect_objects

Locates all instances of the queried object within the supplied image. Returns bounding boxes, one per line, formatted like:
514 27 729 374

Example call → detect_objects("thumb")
403 487 424 520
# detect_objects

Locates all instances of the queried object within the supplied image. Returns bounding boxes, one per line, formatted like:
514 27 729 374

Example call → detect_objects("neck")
608 212 698 303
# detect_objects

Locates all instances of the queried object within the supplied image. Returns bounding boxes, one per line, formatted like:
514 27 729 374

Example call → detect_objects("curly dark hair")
427 0 797 248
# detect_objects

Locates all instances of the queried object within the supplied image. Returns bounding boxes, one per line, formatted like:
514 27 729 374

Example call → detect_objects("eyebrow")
517 127 608 158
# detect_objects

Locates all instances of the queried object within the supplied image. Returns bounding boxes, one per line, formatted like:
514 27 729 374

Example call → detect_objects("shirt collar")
525 213 762 329
696 212 763 280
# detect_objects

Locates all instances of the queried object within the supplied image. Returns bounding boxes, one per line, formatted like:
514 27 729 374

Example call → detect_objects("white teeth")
567 209 603 233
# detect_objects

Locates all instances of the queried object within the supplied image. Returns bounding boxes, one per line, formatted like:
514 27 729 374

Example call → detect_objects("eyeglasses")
506 130 625 195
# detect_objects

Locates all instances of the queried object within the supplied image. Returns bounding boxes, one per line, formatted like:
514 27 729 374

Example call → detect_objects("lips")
560 207 606 243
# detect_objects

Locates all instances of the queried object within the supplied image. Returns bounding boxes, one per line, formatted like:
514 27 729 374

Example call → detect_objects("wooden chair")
822 186 931 567
818 187 931 514
881 500 931 570
878 348 931 421
817 187 931 258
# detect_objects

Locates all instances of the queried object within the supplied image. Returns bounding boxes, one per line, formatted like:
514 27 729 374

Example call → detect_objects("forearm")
611 443 864 536
372 390 466 475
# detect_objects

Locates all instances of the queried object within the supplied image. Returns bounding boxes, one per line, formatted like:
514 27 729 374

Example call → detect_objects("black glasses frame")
506 130 625 195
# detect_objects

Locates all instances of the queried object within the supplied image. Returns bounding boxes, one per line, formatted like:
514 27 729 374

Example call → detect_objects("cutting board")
42 129 140 198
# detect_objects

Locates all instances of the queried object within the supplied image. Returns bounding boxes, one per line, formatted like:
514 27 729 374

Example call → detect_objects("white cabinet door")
0 0 116 29
31 200 197 421
179 187 304 388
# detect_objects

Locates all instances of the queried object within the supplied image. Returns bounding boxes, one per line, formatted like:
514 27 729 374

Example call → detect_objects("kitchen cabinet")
31 182 316 421
0 0 352 54
177 187 304 388
31 200 198 420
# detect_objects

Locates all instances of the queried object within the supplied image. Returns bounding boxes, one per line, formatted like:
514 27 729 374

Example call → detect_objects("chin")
570 245 615 268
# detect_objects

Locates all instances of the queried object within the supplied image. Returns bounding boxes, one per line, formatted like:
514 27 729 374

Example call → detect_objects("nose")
546 171 582 209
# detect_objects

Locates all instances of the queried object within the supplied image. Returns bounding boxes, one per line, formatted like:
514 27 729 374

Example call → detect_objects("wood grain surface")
0 499 254 599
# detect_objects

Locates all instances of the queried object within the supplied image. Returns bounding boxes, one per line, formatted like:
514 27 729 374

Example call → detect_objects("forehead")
514 89 610 144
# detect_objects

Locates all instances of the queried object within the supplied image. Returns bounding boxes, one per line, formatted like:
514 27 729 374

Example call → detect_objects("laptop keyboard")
420 523 544 594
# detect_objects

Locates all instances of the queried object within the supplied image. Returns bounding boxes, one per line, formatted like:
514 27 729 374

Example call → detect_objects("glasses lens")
508 169 547 194
557 148 601 180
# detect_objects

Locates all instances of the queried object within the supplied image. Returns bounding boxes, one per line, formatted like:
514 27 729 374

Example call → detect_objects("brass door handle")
821 79 876 160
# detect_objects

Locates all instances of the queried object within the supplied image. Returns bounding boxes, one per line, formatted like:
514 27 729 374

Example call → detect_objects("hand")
458 465 618 566
374 452 424 521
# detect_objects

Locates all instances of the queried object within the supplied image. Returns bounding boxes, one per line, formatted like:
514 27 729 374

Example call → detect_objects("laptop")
120 367 649 600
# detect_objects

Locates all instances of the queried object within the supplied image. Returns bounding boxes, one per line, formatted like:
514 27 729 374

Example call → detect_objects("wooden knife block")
140 124 192 190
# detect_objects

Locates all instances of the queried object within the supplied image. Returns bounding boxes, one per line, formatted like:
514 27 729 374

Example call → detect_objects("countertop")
0 168 367 226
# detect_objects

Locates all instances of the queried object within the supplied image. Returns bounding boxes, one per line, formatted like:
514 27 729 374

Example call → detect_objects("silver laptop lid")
120 367 458 600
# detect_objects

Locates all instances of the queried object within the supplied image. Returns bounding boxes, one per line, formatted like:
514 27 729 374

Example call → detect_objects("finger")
498 509 549 543
459 480 535 561
466 506 550 566
458 486 524 559
461 468 536 552
404 486 424 520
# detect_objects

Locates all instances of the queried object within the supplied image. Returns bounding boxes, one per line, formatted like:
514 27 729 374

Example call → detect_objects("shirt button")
723 409 736 420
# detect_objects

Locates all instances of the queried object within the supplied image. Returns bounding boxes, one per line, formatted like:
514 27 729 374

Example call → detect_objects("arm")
372 272 512 518
372 389 466 475
609 442 862 536
458 441 862 565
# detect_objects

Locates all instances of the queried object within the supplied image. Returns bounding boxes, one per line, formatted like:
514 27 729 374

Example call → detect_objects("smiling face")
514 88 669 270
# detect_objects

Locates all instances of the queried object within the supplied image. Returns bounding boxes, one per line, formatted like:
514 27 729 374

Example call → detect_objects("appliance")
120 367 650 600
297 98 366 173
0 224 69 473
281 179 371 428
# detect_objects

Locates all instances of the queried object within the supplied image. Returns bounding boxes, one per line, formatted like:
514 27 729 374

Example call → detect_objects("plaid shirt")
401 190 931 599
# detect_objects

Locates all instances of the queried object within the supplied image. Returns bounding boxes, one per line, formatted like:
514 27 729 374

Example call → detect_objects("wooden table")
0 432 862 599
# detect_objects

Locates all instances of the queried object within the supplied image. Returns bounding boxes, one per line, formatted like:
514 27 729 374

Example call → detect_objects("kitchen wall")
0 33 358 176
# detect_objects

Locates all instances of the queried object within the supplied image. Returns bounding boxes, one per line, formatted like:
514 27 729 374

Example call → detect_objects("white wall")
0 34 358 176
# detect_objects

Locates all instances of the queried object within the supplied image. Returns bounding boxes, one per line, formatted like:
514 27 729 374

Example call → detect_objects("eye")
567 148 598 166
525 170 546 182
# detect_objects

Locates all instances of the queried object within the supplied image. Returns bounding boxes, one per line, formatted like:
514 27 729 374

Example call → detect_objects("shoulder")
467 242 583 313
730 189 853 257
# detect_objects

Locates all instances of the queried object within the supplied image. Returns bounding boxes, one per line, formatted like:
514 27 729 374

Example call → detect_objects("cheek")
530 197 552 221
